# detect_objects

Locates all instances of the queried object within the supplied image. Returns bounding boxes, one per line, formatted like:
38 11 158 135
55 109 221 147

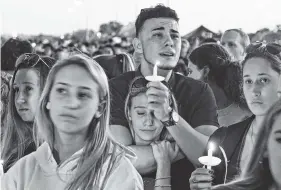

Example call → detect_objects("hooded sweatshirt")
1 142 143 190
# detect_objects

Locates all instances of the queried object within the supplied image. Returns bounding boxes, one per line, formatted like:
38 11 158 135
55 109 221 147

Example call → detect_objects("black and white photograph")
1 0 281 189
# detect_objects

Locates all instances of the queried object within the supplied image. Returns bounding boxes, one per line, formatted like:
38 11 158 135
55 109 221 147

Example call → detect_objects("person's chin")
250 106 268 116
159 62 177 70
21 117 33 122
139 132 155 141
19 114 33 122
56 124 83 134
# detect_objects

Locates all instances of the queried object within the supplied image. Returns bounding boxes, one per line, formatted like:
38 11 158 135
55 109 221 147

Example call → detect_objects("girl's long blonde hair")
1 55 55 171
34 54 123 190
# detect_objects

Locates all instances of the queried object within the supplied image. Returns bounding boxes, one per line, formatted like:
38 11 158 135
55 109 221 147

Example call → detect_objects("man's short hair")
135 4 179 37
223 29 250 49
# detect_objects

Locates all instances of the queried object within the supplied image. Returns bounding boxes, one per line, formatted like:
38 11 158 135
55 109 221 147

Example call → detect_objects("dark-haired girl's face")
187 61 204 80
268 113 281 188
13 69 41 122
243 57 280 116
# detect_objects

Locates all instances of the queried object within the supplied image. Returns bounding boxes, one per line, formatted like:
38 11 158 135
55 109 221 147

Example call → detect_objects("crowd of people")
1 4 281 190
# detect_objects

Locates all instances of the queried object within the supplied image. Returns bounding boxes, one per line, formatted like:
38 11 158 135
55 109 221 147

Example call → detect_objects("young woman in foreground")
2 54 143 190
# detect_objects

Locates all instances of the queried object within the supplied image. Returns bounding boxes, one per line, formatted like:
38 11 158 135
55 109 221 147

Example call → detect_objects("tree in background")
99 21 123 37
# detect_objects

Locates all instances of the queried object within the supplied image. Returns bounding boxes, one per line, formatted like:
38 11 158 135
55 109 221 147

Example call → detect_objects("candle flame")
153 60 160 76
155 60 160 66
209 142 215 151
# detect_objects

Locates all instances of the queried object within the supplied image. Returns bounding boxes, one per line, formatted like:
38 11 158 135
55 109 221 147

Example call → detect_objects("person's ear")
94 100 106 118
263 149 269 159
201 66 210 80
46 102 50 110
133 38 143 54
127 108 132 121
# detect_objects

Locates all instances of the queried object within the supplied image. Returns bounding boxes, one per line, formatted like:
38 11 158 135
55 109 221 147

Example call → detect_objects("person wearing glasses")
188 43 252 127
189 42 281 189
2 54 143 190
109 5 219 190
1 53 56 172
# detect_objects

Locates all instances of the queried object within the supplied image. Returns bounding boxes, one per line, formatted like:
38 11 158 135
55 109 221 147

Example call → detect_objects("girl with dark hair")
1 54 56 172
188 43 251 126
191 100 281 190
211 100 281 189
189 42 281 189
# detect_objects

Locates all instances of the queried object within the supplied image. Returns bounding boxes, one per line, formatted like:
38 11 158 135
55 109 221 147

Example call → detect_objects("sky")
1 0 281 36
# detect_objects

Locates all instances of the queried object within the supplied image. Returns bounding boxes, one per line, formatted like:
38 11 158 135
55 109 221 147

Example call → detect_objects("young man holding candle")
109 4 219 190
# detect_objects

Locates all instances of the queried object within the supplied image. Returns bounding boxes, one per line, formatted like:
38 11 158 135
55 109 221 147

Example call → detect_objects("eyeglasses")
246 42 281 56
15 53 51 69
129 77 148 95
131 77 148 88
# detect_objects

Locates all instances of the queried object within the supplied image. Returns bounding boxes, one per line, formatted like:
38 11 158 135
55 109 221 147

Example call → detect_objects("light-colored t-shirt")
239 122 257 172
217 103 252 127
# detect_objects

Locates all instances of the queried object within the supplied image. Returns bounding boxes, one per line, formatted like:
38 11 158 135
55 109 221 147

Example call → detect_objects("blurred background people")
220 29 250 62
188 43 251 126
190 42 281 186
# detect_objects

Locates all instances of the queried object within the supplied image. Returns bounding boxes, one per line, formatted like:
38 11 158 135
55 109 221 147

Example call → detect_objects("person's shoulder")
5 150 37 176
227 115 254 131
114 154 143 188
104 147 143 189
109 71 138 85
211 115 254 145
174 73 209 93
93 54 117 63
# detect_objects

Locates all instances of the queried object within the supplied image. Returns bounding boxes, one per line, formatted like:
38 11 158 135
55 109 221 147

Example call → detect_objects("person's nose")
251 82 262 97
65 95 80 109
16 90 27 104
164 34 174 47
144 113 154 127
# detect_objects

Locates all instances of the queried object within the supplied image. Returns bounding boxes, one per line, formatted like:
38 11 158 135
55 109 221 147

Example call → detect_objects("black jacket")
206 116 255 185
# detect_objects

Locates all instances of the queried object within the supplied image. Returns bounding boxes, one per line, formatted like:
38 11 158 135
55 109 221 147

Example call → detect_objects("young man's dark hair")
110 4 219 190
135 4 179 37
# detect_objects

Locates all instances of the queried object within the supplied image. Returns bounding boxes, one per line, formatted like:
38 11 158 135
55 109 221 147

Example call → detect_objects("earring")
46 102 50 110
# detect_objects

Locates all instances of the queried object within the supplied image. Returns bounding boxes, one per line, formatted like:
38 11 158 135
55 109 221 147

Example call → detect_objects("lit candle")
207 142 214 169
153 61 160 77
145 60 164 82
0 159 4 177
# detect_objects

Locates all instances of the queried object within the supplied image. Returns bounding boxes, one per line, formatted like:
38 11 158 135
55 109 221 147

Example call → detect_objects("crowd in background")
1 4 281 190
1 23 281 62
